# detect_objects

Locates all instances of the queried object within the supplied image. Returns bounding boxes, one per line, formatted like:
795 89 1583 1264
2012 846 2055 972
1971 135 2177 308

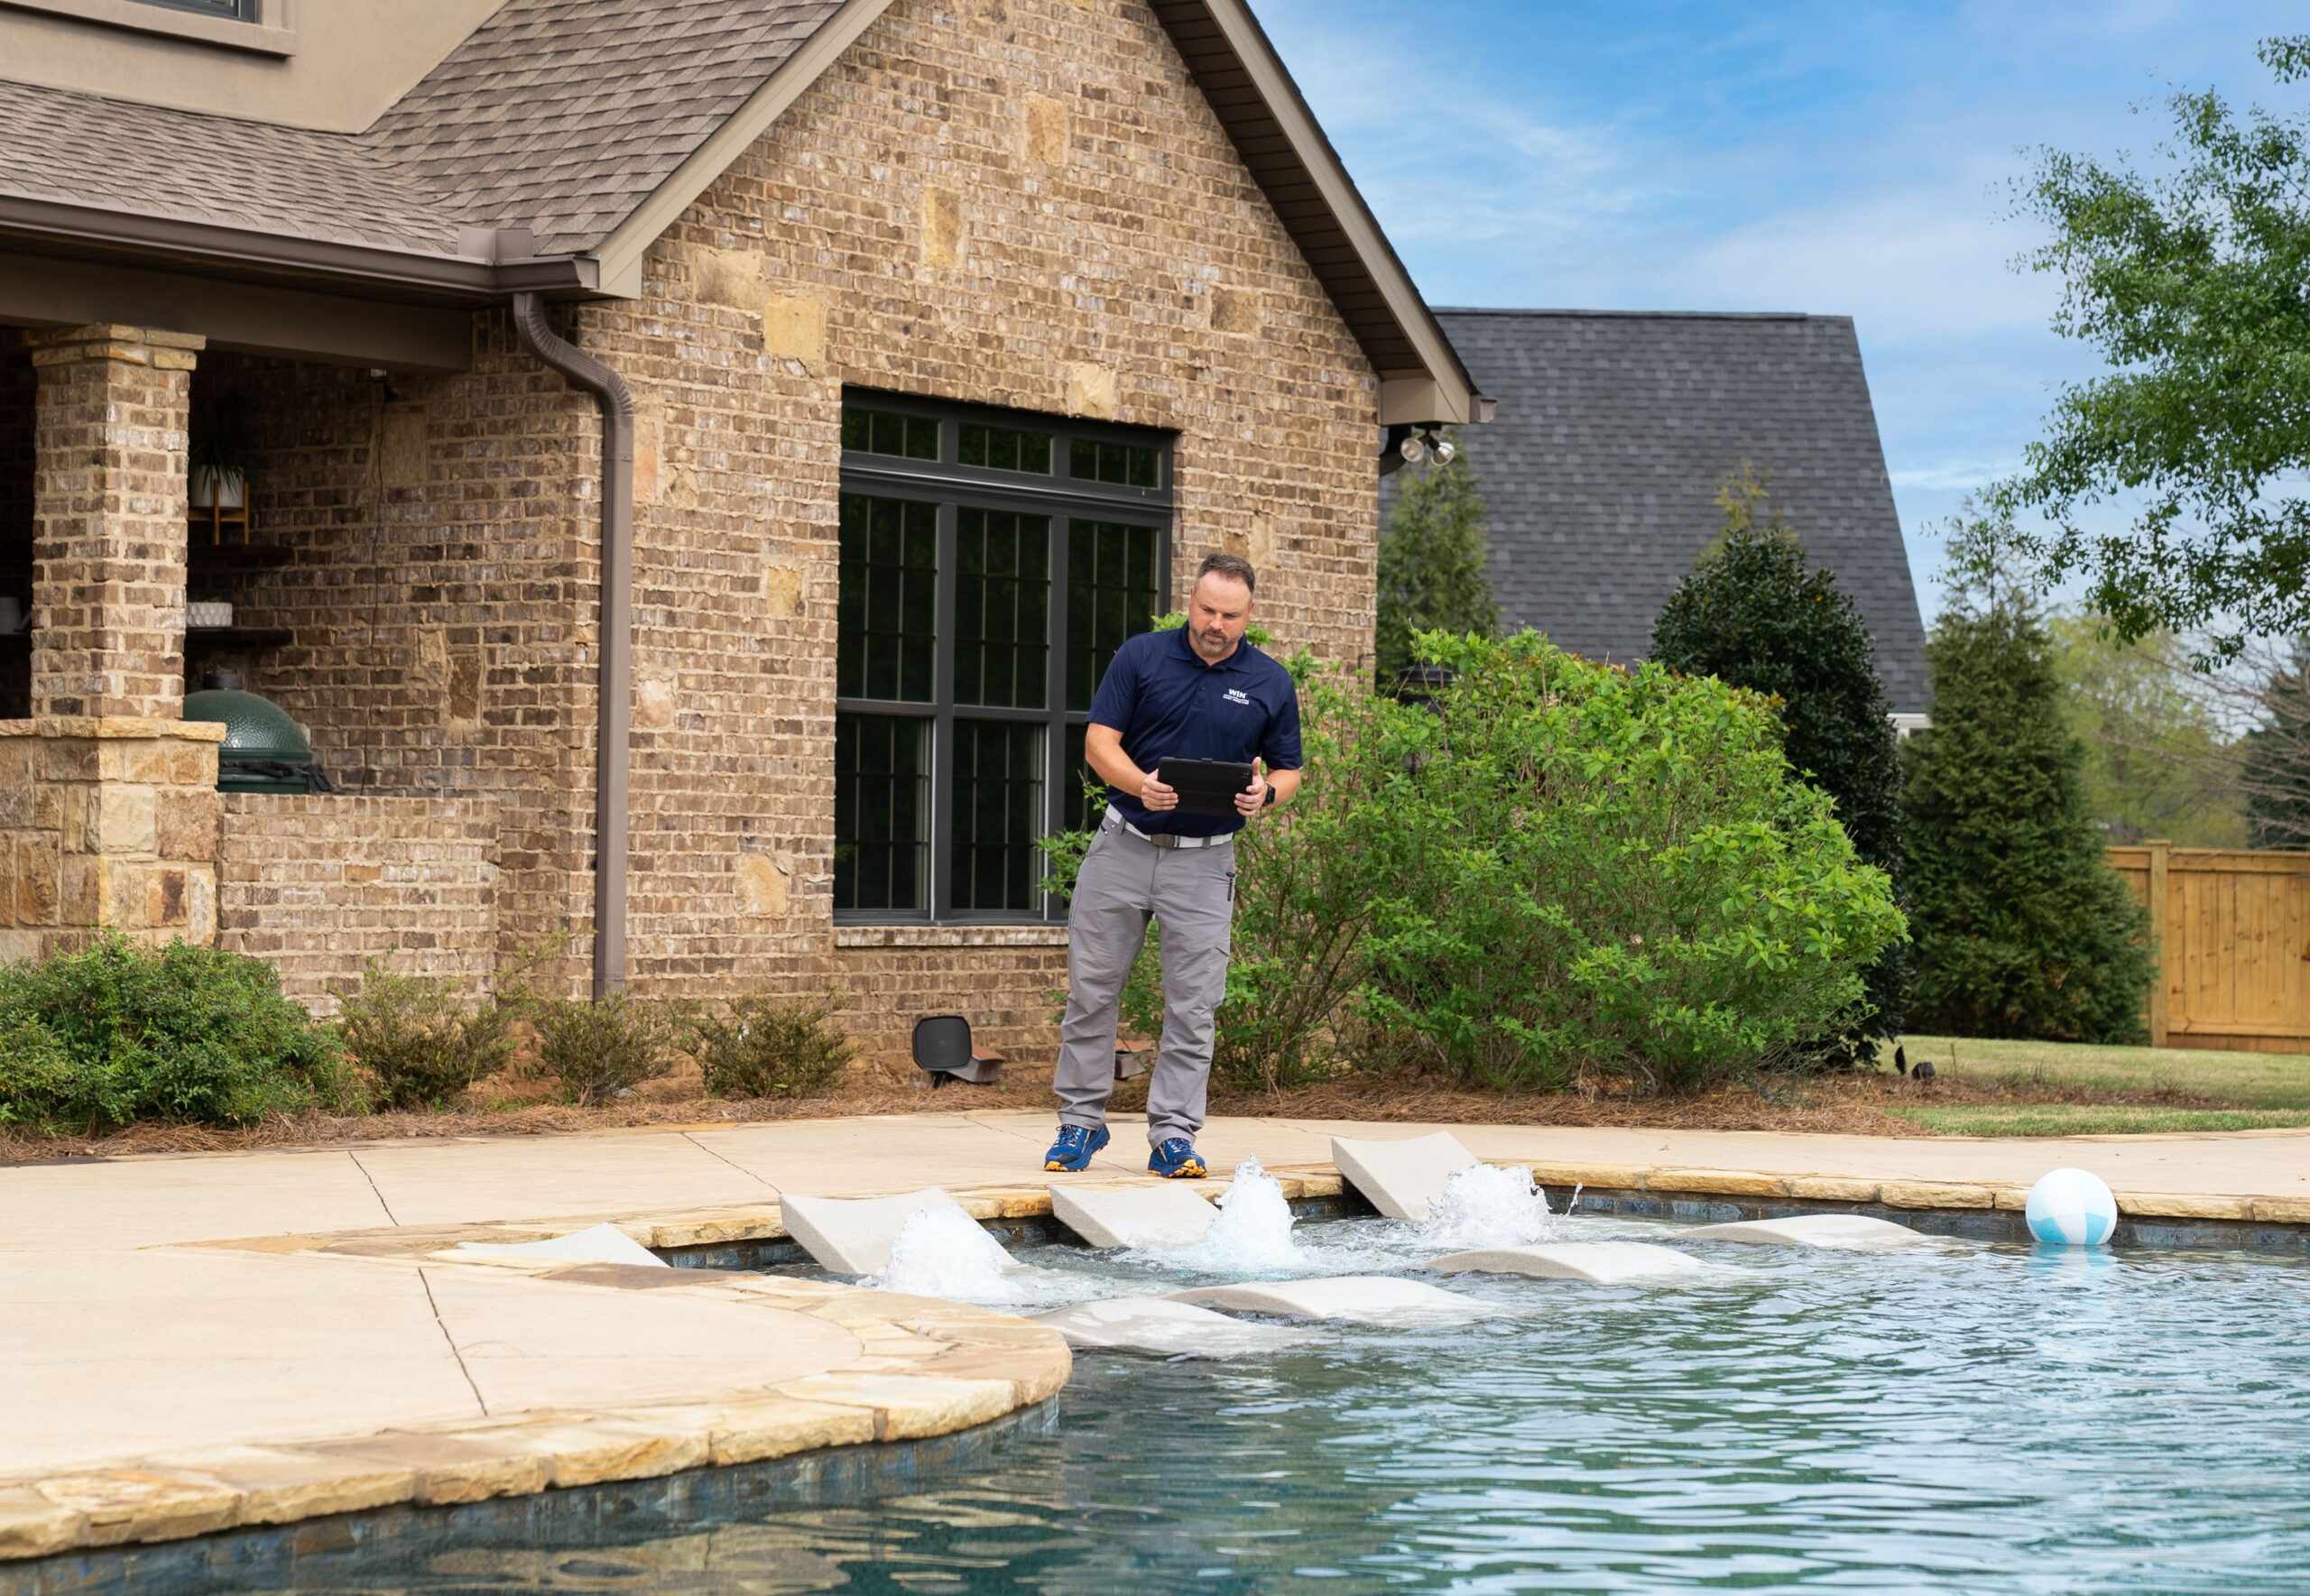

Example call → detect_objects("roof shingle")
0 0 849 258
1385 309 1931 714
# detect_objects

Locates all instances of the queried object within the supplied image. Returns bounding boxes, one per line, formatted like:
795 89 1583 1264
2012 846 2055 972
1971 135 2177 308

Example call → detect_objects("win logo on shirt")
1224 687 1252 706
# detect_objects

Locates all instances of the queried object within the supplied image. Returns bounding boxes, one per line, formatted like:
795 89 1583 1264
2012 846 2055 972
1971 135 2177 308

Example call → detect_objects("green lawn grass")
1889 1033 2310 1136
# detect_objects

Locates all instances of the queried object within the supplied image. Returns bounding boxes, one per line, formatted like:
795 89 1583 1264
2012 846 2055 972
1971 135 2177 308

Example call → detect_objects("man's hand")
1139 770 1178 812
1234 774 1270 816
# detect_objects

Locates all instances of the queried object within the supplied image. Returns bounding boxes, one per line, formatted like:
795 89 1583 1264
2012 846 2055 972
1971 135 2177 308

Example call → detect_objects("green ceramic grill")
182 673 319 793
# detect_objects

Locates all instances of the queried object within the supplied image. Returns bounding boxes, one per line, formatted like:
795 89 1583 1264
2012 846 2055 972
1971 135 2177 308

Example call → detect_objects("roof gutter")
511 291 633 1001
0 192 598 302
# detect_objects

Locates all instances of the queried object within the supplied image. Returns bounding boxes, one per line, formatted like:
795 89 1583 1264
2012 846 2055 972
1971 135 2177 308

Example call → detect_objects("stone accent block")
300 1433 550 1507
1644 1168 1792 1198
462 1419 707 1489
31 1471 239 1548
0 1487 81 1560
1877 1180 1995 1210
774 1373 1016 1441
140 1446 416 1527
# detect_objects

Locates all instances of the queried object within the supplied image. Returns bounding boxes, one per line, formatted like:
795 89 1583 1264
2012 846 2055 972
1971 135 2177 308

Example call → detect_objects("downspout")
511 291 633 999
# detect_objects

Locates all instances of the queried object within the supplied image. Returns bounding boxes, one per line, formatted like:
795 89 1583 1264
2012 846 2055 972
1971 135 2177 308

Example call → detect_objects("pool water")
37 1192 2310 1594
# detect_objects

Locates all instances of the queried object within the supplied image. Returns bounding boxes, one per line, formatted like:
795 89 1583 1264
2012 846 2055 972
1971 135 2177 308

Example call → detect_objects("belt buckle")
1149 831 1179 850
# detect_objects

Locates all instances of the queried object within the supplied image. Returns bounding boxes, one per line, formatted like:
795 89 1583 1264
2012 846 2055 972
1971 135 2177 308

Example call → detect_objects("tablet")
1157 757 1257 816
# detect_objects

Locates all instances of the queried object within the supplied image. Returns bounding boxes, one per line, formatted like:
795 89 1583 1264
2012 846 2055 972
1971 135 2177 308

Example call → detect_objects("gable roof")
1384 309 1930 714
0 0 1480 420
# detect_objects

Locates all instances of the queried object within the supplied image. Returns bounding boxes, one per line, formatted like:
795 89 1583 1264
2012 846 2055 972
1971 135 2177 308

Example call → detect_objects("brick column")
0 326 221 958
25 324 205 722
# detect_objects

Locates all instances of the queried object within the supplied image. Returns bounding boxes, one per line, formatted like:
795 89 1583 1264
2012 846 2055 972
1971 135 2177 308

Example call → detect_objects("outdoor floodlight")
1397 430 1428 465
1430 434 1456 465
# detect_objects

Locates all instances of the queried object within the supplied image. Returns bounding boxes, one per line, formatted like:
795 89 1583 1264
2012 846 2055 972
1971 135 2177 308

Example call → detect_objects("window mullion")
932 499 959 923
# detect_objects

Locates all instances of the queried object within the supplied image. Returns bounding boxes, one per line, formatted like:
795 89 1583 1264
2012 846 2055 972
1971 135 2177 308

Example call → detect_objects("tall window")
835 393 1170 922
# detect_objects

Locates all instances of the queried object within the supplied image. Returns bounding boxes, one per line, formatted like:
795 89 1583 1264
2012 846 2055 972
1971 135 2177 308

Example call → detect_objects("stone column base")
0 717 226 964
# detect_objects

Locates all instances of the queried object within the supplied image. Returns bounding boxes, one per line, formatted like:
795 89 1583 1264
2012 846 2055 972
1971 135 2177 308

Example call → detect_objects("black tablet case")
1156 757 1255 816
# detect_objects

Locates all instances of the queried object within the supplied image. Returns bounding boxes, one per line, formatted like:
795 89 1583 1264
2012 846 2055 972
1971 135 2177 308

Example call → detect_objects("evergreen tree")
1902 521 2155 1042
1651 471 1908 1057
1376 428 1499 684
2241 636 2310 849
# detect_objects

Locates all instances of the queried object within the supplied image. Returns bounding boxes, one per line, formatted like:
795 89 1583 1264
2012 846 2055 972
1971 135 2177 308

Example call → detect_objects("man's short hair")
1196 552 1257 594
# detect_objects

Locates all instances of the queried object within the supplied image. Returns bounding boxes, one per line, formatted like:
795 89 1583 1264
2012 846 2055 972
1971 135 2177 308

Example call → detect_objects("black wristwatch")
1262 782 1279 807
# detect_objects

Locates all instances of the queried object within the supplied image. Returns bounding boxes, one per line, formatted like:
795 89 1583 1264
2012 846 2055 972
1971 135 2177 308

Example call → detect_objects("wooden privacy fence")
2108 844 2310 1054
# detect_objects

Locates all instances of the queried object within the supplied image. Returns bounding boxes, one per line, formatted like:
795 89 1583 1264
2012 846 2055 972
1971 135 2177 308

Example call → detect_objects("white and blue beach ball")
2026 1167 2118 1247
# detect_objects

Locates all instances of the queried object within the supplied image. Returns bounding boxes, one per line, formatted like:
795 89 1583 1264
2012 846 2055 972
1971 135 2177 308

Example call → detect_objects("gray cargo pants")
1055 807 1235 1146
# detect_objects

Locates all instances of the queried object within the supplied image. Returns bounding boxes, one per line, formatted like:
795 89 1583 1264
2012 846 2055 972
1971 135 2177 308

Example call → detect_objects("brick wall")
27 326 204 721
190 328 595 992
216 792 499 1015
0 342 31 718
145 0 1382 1062
586 0 1380 1057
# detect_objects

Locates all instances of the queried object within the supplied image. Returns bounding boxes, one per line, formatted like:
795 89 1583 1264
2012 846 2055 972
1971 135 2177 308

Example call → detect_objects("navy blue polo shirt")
1086 625 1303 837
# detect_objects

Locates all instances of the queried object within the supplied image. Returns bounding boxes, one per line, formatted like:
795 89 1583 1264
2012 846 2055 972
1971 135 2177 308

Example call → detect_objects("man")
1043 552 1303 1178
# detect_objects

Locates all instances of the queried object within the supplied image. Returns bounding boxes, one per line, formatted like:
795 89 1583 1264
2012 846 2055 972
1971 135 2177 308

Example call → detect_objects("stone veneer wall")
183 0 1381 1060
215 792 499 1016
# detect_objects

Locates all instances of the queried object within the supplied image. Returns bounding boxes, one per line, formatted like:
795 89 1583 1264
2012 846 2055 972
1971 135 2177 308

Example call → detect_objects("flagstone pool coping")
4 1155 2305 1564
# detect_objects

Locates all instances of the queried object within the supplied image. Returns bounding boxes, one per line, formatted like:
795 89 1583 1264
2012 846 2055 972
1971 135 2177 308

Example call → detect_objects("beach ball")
2026 1167 2118 1247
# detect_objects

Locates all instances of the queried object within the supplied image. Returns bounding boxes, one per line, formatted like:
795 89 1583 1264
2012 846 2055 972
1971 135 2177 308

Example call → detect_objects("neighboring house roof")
1383 308 1930 714
0 0 1480 420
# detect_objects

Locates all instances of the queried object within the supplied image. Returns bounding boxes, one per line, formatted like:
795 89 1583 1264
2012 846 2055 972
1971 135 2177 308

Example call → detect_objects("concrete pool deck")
4 1109 2305 1561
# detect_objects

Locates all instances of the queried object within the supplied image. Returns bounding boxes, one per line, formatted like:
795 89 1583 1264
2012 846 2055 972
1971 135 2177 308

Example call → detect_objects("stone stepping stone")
1033 1296 1305 1356
453 1222 665 1268
1167 1275 1504 1324
1331 1130 1481 1222
1425 1241 1708 1283
1049 1183 1219 1250
1686 1213 1928 1250
781 1187 967 1276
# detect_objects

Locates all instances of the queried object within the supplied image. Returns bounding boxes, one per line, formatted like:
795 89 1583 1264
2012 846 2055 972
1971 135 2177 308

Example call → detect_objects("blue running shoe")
1043 1122 1111 1172
1147 1137 1208 1179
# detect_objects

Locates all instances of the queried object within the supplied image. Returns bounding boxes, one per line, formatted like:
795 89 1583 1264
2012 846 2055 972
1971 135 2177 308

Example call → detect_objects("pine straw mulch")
0 1057 2245 1167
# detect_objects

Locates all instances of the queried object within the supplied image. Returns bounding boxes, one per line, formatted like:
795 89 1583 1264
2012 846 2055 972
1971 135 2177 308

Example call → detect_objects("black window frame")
836 389 1172 926
130 0 259 18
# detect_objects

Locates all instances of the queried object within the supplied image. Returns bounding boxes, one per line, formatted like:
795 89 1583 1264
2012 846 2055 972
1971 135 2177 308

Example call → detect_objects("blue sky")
1251 0 2305 619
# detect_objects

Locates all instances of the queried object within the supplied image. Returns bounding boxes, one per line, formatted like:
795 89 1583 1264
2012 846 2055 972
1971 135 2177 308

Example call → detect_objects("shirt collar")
1170 625 1244 672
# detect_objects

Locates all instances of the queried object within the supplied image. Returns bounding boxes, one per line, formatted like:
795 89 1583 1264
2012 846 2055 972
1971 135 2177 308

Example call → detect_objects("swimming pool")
21 1192 2310 1594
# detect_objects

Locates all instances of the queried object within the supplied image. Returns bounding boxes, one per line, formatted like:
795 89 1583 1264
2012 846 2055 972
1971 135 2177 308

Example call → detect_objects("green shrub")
334 958 519 1111
1043 633 1905 1095
1903 540 2155 1043
0 933 348 1132
690 989 853 1100
1650 482 1911 1062
1343 633 1905 1093
531 990 686 1105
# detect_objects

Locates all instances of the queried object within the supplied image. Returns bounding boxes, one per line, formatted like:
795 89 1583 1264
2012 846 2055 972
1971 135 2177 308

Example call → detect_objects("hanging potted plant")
188 392 254 511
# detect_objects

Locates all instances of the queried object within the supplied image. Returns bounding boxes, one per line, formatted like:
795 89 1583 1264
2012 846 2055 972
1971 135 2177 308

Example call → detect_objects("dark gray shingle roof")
1386 309 1929 714
0 0 847 258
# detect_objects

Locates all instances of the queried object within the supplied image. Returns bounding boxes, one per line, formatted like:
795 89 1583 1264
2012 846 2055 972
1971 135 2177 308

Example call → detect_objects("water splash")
1188 1156 1302 1270
877 1204 1029 1303
1418 1163 1557 1250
